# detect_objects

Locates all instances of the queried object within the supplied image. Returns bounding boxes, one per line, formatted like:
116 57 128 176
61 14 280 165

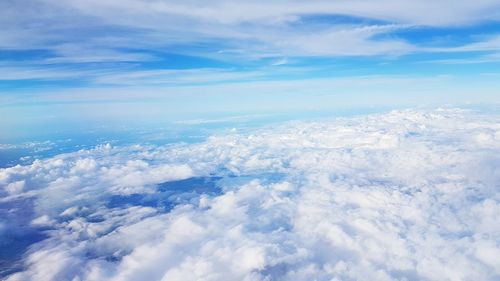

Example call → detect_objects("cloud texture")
2 0 500 64
1 108 500 280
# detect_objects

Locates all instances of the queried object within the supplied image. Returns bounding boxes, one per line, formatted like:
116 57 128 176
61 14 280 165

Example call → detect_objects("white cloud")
2 0 500 63
50 0 500 27
1 108 500 280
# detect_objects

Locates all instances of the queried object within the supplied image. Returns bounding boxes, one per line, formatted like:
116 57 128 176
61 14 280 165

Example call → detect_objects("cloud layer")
1 108 500 280
2 0 500 65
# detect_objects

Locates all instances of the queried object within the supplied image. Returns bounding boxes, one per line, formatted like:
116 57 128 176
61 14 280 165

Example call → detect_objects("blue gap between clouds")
0 176 222 278
0 171 290 278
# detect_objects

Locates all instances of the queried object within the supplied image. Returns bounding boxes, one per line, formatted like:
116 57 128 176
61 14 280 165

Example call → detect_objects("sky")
1 0 500 142
1 2 500 280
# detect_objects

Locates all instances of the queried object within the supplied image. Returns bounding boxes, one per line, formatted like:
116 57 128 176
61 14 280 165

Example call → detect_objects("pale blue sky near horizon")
1 0 500 142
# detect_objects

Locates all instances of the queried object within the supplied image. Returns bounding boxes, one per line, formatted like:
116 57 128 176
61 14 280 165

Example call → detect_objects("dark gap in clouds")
0 176 225 276
0 148 33 169
106 176 223 211
258 262 289 279
0 198 49 278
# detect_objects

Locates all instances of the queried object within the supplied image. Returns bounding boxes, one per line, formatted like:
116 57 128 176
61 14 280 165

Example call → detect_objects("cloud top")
1 108 499 280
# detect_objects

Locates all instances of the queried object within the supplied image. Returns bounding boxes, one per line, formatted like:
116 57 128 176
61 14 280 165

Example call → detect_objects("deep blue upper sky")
1 0 500 140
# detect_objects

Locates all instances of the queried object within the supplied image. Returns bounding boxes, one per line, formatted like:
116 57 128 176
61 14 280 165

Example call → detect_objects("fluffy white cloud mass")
1 108 500 281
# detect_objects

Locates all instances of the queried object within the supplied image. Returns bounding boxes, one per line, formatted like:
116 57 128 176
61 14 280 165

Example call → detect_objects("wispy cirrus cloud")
2 0 500 63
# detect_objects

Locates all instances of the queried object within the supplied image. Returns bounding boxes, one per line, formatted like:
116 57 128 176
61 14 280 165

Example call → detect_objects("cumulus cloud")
1 108 500 280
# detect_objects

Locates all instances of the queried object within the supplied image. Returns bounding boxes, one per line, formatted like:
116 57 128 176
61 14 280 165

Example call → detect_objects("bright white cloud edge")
1 108 500 281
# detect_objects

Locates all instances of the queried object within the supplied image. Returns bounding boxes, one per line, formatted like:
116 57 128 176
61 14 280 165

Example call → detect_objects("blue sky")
1 0 500 140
